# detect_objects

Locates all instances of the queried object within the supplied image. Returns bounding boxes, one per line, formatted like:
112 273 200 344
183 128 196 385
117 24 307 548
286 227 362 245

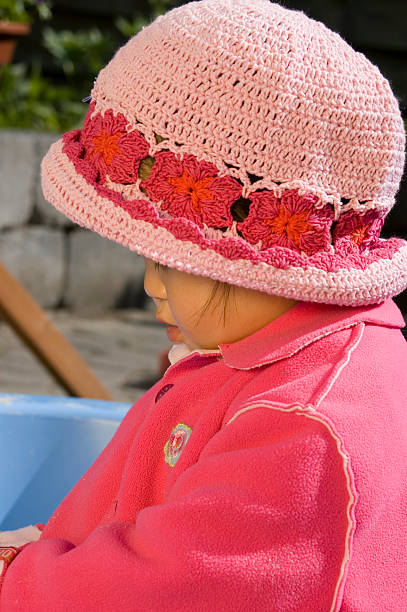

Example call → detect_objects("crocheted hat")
41 0 407 306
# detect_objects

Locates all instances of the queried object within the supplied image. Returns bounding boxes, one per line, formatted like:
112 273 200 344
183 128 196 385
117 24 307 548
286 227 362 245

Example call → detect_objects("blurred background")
0 0 406 401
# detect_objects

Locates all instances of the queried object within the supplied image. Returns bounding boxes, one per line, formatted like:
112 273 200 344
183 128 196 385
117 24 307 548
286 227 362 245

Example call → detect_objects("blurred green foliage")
42 26 115 77
0 62 85 131
0 0 179 132
0 0 52 24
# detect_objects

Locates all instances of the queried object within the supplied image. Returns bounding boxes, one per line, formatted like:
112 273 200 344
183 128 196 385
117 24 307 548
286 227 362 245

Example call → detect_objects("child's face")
144 258 297 351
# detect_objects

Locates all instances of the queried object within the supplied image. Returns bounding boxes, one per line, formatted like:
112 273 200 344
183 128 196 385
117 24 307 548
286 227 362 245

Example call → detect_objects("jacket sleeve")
0 405 354 612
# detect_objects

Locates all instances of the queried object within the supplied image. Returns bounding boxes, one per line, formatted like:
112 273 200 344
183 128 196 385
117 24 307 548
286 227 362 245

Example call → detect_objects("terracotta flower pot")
0 21 31 66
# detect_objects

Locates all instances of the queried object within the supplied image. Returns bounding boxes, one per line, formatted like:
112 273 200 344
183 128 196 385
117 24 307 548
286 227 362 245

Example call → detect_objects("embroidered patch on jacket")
164 423 192 467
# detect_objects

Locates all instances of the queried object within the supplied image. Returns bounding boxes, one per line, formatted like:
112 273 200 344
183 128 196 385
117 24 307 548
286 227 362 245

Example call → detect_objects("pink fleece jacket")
1 300 406 611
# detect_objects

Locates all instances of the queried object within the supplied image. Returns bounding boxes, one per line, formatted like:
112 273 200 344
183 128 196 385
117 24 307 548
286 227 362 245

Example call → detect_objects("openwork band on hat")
41 0 407 306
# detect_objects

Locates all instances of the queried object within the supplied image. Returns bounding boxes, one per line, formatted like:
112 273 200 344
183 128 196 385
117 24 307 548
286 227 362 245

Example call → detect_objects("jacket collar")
218 299 405 370
168 342 219 365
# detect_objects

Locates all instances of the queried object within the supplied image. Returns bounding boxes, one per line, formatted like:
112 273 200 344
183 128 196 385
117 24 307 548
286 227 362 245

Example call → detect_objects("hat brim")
41 138 407 306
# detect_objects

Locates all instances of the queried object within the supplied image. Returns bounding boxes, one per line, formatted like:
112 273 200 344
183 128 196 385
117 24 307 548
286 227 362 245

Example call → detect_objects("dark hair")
194 280 236 327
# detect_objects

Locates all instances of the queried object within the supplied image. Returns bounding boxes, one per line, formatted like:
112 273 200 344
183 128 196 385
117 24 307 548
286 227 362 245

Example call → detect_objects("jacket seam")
225 403 357 612
312 322 365 410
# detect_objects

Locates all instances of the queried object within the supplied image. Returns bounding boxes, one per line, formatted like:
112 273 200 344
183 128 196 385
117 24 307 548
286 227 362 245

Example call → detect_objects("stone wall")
0 129 148 314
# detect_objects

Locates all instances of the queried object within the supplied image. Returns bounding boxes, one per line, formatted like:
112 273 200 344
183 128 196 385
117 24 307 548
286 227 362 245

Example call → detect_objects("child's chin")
166 325 185 343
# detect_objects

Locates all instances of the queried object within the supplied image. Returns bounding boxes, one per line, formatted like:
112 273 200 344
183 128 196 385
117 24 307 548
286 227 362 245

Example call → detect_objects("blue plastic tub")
0 393 131 530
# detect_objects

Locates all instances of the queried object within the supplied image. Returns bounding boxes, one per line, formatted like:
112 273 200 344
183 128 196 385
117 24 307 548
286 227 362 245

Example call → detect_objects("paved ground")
0 309 171 404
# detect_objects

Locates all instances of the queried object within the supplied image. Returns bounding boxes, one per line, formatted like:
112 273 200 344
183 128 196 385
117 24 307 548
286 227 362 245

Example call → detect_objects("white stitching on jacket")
312 322 365 410
225 403 356 612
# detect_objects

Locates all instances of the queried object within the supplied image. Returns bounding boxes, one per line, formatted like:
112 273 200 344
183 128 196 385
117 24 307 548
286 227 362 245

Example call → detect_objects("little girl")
1 0 407 609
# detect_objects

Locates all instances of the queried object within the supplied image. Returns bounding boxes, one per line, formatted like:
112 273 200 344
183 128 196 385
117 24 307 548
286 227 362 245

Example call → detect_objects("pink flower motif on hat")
332 209 385 251
164 423 193 467
80 107 149 184
238 189 334 255
140 151 241 229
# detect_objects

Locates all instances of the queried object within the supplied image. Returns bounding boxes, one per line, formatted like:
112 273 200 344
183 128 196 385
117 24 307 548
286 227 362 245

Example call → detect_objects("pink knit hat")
41 0 407 306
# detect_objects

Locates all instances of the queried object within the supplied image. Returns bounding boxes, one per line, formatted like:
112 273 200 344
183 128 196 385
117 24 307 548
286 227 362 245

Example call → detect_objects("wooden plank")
0 307 169 401
0 261 113 400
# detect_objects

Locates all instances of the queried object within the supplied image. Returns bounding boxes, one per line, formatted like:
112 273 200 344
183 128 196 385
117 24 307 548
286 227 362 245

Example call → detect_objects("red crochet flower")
238 189 334 255
140 151 242 229
80 106 149 184
332 209 385 251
